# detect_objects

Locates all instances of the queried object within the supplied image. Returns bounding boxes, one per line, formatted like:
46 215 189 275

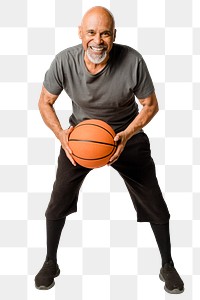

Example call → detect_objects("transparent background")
0 0 199 299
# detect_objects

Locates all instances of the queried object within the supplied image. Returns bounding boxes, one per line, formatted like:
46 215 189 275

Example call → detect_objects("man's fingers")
67 126 74 135
109 153 119 163
108 145 123 165
58 128 76 166
65 150 76 166
66 144 72 154
62 144 76 166
114 135 120 142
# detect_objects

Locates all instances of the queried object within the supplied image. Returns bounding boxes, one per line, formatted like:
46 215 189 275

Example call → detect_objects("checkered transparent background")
0 0 199 299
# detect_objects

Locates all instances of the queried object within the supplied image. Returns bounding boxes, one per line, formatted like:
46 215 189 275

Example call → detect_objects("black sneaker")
159 262 184 294
35 259 60 290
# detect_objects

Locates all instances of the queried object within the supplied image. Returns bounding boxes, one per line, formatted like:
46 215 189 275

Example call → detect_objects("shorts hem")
45 209 77 221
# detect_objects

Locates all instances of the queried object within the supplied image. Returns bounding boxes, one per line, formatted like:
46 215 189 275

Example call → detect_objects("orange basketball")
68 119 117 168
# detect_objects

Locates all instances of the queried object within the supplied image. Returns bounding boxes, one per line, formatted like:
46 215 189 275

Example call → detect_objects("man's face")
79 11 116 64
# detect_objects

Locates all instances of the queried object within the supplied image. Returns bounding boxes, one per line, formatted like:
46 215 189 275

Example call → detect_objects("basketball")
68 119 117 168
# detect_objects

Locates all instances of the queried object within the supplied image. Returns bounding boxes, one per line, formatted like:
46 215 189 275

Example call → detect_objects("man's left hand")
108 131 128 165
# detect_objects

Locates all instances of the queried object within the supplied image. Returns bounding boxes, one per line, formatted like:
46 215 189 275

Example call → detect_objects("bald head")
81 6 115 29
78 6 116 66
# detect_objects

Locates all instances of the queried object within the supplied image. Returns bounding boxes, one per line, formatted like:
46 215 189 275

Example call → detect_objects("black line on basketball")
69 139 117 148
75 123 115 139
72 145 116 161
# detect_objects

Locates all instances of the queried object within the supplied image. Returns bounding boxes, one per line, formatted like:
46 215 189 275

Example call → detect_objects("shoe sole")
159 273 184 294
35 268 60 290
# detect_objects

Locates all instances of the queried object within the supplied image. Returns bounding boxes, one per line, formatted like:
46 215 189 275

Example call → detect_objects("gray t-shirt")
43 43 154 133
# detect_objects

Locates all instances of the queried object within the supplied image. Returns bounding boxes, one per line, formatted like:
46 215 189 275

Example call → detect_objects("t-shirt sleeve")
133 58 155 99
43 56 63 95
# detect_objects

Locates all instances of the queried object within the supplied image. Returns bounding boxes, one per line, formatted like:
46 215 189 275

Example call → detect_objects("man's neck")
84 53 109 75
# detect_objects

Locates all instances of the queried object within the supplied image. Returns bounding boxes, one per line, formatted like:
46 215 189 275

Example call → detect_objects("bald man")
35 6 184 294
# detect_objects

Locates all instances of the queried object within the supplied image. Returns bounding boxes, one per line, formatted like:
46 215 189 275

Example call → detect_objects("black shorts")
45 132 170 224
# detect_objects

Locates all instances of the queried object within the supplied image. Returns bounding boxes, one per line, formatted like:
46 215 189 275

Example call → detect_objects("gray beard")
86 49 107 64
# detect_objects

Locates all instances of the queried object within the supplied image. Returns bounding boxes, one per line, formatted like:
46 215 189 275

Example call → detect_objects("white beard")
86 48 107 64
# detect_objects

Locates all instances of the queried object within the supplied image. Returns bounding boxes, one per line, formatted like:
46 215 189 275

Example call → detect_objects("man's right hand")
38 86 76 166
58 126 76 166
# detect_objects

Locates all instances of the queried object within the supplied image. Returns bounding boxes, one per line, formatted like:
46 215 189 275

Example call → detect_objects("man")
35 6 184 294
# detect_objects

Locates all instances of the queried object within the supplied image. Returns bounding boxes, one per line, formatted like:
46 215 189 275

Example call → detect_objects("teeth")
91 47 104 51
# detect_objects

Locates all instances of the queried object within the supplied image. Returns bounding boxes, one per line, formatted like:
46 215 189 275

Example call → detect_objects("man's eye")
87 31 95 36
102 32 110 37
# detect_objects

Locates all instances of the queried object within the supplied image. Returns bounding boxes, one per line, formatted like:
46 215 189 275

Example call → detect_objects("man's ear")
78 26 82 39
113 29 117 42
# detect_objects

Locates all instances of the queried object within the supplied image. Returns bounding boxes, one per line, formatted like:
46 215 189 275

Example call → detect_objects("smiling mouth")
90 46 105 52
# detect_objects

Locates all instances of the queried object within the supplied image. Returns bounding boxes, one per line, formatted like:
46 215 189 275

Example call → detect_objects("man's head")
78 6 116 65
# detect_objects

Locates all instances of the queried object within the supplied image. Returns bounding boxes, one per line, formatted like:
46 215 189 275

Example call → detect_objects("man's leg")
150 221 184 293
35 218 64 290
111 132 184 293
46 217 66 263
35 147 91 290
150 222 172 266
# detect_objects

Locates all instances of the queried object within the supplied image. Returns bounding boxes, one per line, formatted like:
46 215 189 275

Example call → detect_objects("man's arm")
108 92 159 165
38 85 76 166
38 85 62 138
124 91 159 140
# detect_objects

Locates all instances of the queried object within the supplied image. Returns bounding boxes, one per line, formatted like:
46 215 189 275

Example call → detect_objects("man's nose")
94 33 102 44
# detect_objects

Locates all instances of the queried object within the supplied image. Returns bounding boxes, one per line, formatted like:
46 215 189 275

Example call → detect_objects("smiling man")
79 7 116 71
35 6 184 294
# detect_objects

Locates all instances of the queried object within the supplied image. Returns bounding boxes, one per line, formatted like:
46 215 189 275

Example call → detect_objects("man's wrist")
55 128 64 140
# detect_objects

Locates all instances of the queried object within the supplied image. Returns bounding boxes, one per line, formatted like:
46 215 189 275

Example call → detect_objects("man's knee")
45 190 78 220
